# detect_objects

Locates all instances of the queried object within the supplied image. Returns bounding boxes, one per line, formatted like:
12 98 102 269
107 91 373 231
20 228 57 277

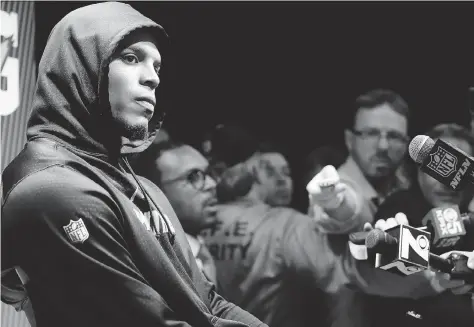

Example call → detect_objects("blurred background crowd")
2 2 474 327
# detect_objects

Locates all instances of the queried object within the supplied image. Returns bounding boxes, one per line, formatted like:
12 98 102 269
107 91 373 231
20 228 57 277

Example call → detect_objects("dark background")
35 1 474 209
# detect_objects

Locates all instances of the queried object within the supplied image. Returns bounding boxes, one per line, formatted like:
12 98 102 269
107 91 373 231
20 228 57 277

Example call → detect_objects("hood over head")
27 1 169 158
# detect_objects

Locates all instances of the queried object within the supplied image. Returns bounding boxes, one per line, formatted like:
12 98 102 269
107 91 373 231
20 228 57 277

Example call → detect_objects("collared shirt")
331 156 411 327
185 233 217 285
338 156 410 220
203 199 349 327
203 198 440 327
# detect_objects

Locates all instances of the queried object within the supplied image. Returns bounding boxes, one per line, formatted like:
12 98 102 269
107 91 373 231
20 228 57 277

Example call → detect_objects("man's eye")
122 54 138 64
366 130 380 137
187 170 201 182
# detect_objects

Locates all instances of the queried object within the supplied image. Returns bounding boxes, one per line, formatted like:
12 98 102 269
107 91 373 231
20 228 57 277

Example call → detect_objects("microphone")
366 226 474 282
366 225 431 276
421 205 466 249
408 135 474 191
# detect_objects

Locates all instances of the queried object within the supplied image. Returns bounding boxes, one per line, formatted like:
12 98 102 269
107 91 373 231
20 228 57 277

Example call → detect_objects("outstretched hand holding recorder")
306 165 363 234
436 250 474 295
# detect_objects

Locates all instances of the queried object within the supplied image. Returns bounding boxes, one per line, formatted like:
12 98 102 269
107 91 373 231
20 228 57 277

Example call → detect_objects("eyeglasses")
161 169 213 190
260 160 291 179
351 128 409 147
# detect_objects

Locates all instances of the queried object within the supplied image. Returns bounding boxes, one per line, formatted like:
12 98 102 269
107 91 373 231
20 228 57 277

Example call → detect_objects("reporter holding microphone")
357 216 474 327
437 250 474 295
306 164 473 327
365 123 474 327
375 123 474 250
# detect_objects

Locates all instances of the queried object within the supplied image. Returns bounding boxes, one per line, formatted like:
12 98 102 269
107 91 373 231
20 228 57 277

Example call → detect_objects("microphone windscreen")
409 135 435 164
365 229 397 250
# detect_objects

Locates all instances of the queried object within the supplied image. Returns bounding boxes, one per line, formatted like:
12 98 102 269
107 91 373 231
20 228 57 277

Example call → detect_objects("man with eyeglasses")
330 89 413 327
1 3 267 327
132 139 220 286
340 88 411 223
370 123 474 327
195 124 463 327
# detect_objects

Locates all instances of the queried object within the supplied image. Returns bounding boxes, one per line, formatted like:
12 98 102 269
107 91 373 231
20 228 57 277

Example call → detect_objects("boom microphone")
408 135 474 191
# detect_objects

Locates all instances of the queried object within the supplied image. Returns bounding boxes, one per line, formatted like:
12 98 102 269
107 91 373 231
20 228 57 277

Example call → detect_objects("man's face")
255 152 293 207
156 145 218 236
418 137 472 207
345 104 408 180
108 30 161 141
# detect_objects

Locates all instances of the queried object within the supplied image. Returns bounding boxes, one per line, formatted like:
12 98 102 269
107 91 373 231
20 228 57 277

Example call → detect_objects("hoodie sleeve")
0 269 36 327
1 269 28 311
280 212 442 298
136 177 268 327
2 167 196 327
206 284 268 327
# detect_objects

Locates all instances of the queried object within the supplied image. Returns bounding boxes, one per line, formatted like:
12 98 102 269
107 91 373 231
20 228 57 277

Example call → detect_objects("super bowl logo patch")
427 146 457 177
63 218 89 244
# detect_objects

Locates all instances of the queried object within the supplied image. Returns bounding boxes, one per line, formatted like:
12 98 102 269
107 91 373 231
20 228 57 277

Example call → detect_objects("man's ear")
245 154 263 185
344 129 353 153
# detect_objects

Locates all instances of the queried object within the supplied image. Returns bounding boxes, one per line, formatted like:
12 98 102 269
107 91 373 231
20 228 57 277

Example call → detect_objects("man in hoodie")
1 3 266 327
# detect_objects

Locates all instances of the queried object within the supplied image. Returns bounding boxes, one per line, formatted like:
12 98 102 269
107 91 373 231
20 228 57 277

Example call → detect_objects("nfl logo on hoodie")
63 218 89 243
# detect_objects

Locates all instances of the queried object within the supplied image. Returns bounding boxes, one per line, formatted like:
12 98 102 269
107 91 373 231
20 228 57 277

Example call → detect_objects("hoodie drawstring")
121 157 176 244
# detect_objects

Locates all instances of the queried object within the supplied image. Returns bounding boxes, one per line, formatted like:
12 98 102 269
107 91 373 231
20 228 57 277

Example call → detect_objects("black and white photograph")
1 1 474 327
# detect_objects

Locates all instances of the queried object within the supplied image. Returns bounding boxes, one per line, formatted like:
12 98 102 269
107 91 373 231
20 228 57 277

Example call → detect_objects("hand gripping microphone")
366 227 474 283
421 205 466 249
409 135 474 191
348 230 370 260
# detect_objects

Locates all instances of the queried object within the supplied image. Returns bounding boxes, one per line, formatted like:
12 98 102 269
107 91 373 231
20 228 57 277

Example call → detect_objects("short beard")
126 124 148 141
115 118 148 141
